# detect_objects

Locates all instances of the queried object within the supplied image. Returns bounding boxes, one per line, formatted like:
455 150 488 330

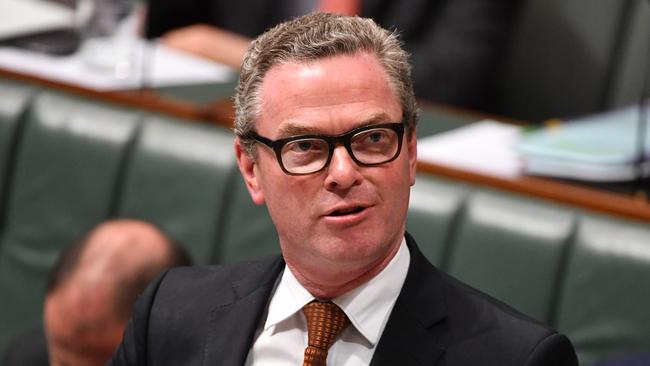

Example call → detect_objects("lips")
329 206 365 216
325 203 371 217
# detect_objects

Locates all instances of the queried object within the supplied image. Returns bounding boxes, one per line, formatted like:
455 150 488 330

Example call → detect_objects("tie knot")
302 300 350 365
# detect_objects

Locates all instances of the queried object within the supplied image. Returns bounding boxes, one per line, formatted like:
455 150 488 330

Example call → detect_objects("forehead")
257 52 401 136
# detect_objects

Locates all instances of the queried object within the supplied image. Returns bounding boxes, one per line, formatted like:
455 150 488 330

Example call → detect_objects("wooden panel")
417 161 650 223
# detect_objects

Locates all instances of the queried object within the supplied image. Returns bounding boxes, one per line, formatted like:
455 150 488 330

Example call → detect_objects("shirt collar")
263 263 315 331
263 237 410 346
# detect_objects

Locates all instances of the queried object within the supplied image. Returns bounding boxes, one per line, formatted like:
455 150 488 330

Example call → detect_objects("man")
2 219 191 366
111 13 578 365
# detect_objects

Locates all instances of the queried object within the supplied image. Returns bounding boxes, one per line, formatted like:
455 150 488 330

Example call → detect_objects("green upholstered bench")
1 79 649 365
0 80 276 359
408 176 650 365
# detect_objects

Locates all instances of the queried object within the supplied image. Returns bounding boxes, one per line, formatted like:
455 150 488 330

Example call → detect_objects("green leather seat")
445 190 575 322
0 80 34 219
115 115 237 264
4 79 650 364
0 91 140 356
216 175 279 263
554 215 650 365
407 174 470 266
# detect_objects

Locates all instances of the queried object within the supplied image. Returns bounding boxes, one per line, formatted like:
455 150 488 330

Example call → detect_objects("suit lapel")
202 257 284 366
371 234 450 366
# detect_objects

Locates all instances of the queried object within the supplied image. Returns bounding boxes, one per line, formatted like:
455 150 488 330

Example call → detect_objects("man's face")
236 52 417 292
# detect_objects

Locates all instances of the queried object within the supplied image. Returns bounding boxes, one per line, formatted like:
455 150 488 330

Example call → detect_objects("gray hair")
234 12 417 155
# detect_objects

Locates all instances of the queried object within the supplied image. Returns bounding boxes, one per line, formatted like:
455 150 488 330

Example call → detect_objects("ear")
407 129 417 186
235 137 265 205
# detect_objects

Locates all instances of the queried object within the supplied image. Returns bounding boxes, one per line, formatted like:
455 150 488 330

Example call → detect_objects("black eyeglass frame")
244 121 406 175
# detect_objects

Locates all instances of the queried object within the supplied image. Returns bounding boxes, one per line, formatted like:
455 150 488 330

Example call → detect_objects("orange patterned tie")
302 300 351 366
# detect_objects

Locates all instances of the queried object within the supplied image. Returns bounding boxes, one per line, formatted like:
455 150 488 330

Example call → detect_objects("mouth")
322 203 374 227
327 206 366 217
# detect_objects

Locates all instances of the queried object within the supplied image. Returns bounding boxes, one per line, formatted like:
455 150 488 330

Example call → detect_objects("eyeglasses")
244 122 405 175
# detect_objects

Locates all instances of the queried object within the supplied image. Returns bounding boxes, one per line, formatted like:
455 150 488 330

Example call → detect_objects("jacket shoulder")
439 271 577 365
157 256 282 295
403 233 577 365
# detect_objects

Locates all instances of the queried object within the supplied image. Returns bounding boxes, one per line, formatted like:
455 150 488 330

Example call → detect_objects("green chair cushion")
445 190 575 322
115 115 237 264
555 215 650 364
0 91 140 355
407 174 470 266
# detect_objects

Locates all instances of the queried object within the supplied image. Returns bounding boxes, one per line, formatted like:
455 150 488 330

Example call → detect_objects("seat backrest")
115 114 238 264
0 91 140 355
554 215 650 365
443 190 575 323
406 173 650 362
406 175 469 266
0 80 34 226
216 174 279 264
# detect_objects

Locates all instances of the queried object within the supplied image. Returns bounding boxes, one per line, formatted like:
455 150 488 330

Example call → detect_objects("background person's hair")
45 222 191 321
112 238 191 320
234 12 417 156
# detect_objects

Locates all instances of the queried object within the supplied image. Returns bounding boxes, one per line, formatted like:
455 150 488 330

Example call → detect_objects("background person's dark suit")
145 0 519 113
110 233 577 365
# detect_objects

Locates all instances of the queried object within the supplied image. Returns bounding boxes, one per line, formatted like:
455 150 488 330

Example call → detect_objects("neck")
287 238 402 299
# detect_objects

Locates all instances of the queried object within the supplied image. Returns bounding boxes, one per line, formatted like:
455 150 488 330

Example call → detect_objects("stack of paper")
0 40 235 90
517 104 650 182
0 0 74 40
417 120 523 178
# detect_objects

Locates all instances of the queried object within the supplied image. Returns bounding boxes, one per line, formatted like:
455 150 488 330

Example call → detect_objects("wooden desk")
2 67 649 223
0 67 235 124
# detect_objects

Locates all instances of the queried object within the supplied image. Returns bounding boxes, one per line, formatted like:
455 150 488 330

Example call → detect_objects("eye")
286 139 324 153
356 129 390 145
282 139 327 157
295 140 314 152
281 138 328 169
366 131 387 143
351 128 397 158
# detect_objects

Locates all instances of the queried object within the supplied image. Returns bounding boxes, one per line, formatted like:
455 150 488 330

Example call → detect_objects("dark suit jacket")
2 327 49 366
110 233 578 365
145 0 519 112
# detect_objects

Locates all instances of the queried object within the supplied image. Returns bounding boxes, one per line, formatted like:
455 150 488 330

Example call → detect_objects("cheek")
380 156 413 192
375 163 412 221
259 173 318 227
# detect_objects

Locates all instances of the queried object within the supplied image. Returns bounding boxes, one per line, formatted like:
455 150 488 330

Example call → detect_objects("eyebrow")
276 112 395 138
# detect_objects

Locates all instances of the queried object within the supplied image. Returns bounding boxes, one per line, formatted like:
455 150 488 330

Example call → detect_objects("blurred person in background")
148 0 519 113
2 219 191 366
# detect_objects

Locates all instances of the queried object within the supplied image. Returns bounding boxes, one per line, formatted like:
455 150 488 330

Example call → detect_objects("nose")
323 145 363 191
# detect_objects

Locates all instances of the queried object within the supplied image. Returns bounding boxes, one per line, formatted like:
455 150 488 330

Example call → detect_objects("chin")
317 234 390 265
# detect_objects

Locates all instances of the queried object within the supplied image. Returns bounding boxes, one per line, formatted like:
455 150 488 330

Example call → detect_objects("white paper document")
0 39 235 90
417 120 524 178
0 0 74 40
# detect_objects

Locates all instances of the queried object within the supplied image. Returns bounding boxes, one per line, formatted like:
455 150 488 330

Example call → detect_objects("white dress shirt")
245 238 410 365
